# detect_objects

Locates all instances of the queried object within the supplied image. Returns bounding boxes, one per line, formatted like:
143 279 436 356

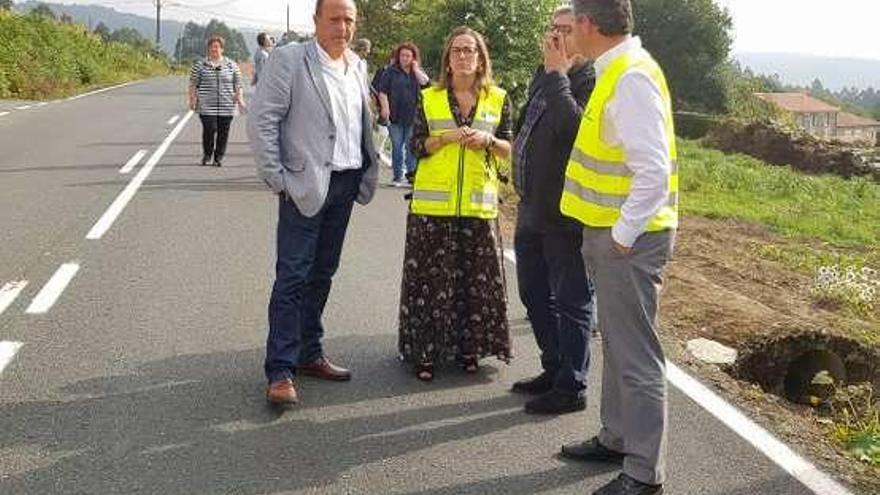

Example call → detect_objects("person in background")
511 5 596 417
247 0 379 406
188 35 246 167
555 1 679 493
397 26 513 382
252 32 274 87
352 38 372 77
377 42 427 187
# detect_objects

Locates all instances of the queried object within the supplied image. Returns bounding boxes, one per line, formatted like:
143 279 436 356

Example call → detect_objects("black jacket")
514 63 596 232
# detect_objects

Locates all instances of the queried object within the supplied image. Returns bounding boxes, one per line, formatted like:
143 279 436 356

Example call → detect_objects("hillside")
736 52 880 91
14 1 268 57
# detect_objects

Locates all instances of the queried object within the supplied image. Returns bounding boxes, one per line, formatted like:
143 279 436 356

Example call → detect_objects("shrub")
0 11 169 99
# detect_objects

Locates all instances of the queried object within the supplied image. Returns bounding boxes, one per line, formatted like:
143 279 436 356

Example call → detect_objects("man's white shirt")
316 43 364 172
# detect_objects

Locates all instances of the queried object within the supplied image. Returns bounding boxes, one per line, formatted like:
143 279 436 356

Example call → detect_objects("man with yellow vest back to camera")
547 1 677 494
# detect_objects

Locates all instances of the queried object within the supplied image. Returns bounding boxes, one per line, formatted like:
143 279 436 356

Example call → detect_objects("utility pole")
286 4 290 35
155 0 162 46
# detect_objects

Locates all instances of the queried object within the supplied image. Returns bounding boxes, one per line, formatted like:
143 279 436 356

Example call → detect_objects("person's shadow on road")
0 333 614 494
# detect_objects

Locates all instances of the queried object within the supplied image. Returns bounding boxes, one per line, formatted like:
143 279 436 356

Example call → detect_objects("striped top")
190 57 241 116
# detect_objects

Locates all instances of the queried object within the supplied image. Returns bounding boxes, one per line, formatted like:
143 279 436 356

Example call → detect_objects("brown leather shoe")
266 378 298 405
298 356 352 381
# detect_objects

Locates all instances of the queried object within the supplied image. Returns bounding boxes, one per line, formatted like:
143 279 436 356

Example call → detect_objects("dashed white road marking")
25 263 80 315
0 111 9 117
86 110 194 240
0 342 23 375
500 249 852 495
0 281 28 316
36 102 48 107
167 114 180 126
119 149 148 174
14 105 31 111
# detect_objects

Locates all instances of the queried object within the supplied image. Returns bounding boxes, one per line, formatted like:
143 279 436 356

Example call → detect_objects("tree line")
356 0 735 112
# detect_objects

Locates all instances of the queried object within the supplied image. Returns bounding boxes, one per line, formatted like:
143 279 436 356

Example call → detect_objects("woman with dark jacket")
188 35 246 167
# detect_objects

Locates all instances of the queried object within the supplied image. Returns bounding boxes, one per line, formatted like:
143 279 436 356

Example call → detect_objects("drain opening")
782 350 846 404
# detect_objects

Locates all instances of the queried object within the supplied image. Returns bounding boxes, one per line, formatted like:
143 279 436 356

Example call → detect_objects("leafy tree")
30 3 56 20
357 0 557 106
174 19 249 64
632 0 733 113
109 27 165 60
59 13 75 25
0 0 14 12
93 22 111 42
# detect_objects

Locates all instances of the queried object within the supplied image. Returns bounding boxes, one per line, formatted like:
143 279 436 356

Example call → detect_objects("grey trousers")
581 227 675 485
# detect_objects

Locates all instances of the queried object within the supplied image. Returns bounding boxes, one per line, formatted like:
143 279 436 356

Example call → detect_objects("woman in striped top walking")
188 35 246 167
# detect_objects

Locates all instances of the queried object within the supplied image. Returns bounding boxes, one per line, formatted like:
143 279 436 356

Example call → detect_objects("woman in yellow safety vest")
397 26 514 382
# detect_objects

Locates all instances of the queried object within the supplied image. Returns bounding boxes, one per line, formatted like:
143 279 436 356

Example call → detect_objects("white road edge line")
0 281 28 316
36 102 48 107
66 81 136 102
14 105 31 111
0 111 9 117
0 341 24 375
25 263 80 315
501 249 852 495
86 110 194 240
119 149 148 174
167 114 180 126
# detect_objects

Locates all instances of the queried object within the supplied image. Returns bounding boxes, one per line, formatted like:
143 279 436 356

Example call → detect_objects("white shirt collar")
316 41 355 71
594 36 642 77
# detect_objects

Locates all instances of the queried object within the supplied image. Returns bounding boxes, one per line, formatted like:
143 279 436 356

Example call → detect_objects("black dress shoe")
593 474 663 495
524 390 586 415
213 159 223 167
201 155 211 166
511 372 554 395
561 436 625 464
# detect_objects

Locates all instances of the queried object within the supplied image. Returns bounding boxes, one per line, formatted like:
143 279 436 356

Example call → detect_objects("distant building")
836 111 880 145
754 92 880 145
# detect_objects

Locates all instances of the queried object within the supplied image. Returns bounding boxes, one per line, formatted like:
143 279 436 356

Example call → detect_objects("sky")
716 0 878 60
26 0 880 61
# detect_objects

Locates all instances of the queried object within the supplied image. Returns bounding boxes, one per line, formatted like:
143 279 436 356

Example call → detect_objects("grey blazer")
247 40 379 217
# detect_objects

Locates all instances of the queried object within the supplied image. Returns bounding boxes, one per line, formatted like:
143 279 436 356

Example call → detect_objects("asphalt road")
0 77 846 494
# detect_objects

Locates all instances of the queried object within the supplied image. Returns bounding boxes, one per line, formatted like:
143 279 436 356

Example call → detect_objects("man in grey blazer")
248 0 378 405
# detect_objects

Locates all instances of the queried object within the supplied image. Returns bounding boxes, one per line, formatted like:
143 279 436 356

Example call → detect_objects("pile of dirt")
704 119 880 181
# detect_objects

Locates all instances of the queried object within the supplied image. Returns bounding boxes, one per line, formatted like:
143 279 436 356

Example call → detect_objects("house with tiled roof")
754 92 840 139
754 92 880 145
836 111 880 145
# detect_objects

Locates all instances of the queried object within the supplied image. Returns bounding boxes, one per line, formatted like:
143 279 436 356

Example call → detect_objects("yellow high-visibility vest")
410 85 507 219
560 49 679 231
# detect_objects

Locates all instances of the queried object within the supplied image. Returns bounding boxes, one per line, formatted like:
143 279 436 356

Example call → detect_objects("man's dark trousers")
514 208 593 395
264 169 362 383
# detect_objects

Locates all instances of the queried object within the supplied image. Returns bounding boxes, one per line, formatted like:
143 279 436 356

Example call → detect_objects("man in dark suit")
511 5 597 416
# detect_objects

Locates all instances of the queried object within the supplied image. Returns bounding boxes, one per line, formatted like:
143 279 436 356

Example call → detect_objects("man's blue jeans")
264 169 362 383
514 216 594 396
388 123 415 181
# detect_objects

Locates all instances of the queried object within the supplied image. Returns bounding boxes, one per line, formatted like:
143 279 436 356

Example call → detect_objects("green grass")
829 383 880 466
680 139 880 320
679 139 880 249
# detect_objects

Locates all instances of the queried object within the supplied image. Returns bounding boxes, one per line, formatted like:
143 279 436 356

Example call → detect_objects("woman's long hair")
437 26 494 94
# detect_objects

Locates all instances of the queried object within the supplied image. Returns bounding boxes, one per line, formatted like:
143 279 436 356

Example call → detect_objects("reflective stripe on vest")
561 48 678 232
564 178 678 209
411 86 508 219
